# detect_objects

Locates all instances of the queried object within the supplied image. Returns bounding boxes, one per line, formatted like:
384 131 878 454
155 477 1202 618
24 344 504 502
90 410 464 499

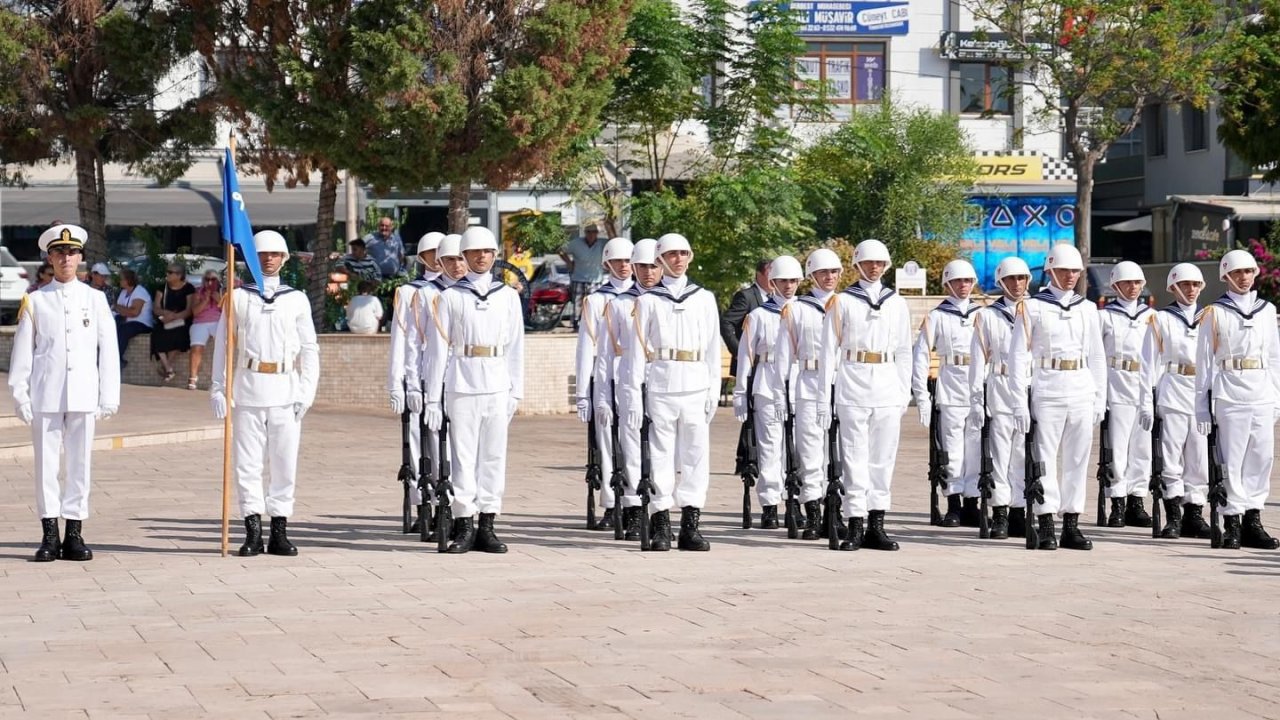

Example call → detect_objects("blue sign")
789 1 910 35
962 195 1078 290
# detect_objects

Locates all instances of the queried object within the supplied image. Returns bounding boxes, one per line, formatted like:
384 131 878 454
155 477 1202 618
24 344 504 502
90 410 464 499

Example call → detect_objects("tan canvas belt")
245 359 288 374
654 348 703 362
801 358 820 371
1220 357 1264 370
843 350 893 364
938 354 971 367
1038 357 1086 371
1108 357 1141 372
462 345 504 358
1166 362 1196 376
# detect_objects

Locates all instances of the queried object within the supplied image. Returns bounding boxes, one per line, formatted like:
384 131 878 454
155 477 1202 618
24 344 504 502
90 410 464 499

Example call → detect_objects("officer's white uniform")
735 293 792 509
1099 294 1155 501
969 295 1025 510
773 290 834 505
9 229 120 523
913 295 981 499
1142 299 1208 506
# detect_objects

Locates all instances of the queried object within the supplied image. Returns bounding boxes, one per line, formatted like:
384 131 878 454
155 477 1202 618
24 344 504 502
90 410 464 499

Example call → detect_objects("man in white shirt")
346 280 384 334
9 224 120 562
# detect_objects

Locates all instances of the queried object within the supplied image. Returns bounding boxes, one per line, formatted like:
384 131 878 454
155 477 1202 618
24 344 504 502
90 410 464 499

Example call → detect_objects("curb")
0 425 223 461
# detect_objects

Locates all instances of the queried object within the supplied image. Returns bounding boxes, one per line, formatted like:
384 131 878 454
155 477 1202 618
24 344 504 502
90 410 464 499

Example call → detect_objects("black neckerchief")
1102 299 1151 321
988 296 1017 325
934 297 979 320
1212 293 1269 321
843 284 895 311
1158 303 1201 330
647 280 704 304
796 294 827 314
1031 289 1087 310
242 283 296 304
452 276 508 301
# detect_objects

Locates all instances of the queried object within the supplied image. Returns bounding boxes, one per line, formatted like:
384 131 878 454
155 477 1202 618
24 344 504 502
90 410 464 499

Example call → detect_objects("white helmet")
995 256 1031 282
1219 249 1258 280
602 237 634 264
769 255 803 281
1044 243 1083 271
417 231 445 256
253 230 288 254
656 232 691 256
1109 260 1145 285
438 233 462 259
805 248 842 275
1166 263 1204 290
459 226 498 253
631 238 658 265
941 259 977 285
853 239 891 266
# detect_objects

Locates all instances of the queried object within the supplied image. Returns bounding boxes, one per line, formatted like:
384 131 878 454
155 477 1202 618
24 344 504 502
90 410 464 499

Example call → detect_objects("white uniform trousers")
987 412 1025 508
937 405 981 497
647 390 710 513
1215 401 1274 515
1030 396 1092 515
33 412 96 520
836 404 901 518
614 395 642 508
1107 404 1152 498
445 390 509 517
794 398 827 504
753 399 784 507
1157 410 1208 505
233 405 300 518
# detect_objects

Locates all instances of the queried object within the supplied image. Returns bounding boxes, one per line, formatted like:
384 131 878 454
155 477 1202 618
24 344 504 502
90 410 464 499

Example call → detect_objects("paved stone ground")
1 387 1279 719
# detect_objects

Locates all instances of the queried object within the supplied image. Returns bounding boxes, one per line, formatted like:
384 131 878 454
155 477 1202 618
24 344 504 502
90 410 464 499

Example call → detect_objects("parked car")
122 253 227 288
0 247 30 324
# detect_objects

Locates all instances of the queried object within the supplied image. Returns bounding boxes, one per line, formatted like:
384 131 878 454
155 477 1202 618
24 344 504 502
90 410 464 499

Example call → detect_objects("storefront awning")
1168 194 1280 222
1102 215 1152 232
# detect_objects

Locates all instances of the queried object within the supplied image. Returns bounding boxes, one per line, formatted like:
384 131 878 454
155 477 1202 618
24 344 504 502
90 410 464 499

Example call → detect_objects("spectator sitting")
114 268 154 369
187 271 223 390
346 280 384 335
88 262 118 306
363 216 406 279
341 239 380 282
151 263 195 382
26 262 53 293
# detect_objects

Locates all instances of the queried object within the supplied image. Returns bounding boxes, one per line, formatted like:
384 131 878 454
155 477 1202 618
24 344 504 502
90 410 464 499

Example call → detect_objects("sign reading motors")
788 1 910 35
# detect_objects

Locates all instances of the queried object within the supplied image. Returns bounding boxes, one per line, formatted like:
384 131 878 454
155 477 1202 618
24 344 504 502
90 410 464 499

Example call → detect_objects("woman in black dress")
150 263 196 381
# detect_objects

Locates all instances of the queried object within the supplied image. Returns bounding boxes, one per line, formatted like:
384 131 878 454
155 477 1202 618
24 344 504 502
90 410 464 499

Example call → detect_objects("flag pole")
221 134 238 557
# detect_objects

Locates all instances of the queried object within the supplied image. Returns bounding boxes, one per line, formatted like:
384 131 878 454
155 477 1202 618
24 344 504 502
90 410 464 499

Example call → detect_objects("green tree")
962 0 1236 273
1218 0 1280 182
0 1 218 262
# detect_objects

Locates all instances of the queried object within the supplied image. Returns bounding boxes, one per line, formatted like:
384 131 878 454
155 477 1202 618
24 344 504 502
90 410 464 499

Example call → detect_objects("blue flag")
220 146 265 289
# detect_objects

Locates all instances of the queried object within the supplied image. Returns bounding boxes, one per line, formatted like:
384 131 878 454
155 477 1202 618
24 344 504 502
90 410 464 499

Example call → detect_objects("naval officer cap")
38 224 88 253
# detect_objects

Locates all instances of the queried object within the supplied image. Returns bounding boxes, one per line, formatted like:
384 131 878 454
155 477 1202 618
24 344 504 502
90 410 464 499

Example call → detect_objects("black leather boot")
1181 503 1212 539
34 518 60 562
474 513 508 553
1008 507 1026 537
1059 513 1093 550
238 514 264 557
677 507 710 551
446 516 476 553
941 494 962 528
1241 510 1280 550
1159 498 1182 539
1222 514 1242 550
623 507 642 541
60 519 93 561
648 510 671 552
863 510 899 551
267 517 298 556
1125 496 1153 528
1107 497 1126 527
839 516 864 551
760 505 779 530
990 506 1009 540
960 497 982 528
1037 514 1058 550
592 507 616 531
802 500 821 540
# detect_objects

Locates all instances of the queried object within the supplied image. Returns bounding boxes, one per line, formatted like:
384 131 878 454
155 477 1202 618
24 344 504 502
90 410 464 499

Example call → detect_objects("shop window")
958 63 1011 115
797 42 887 121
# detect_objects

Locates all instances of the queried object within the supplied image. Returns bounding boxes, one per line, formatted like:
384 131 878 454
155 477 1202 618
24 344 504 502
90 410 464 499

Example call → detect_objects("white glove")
900 404 910 417
424 402 443 431
968 404 985 428
705 394 717 424
733 395 748 423
1138 407 1154 432
507 396 519 419
917 400 931 428
211 392 228 420
1014 410 1031 435
774 404 785 423
576 398 591 423
1196 420 1211 436
817 407 830 430
1092 408 1106 426
595 403 612 429
294 402 310 422
16 402 33 426
95 404 118 420
627 408 643 430
389 390 405 415
406 390 423 415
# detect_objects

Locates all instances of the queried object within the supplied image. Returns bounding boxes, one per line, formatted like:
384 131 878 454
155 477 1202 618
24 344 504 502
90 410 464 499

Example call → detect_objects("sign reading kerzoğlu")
787 1 910 35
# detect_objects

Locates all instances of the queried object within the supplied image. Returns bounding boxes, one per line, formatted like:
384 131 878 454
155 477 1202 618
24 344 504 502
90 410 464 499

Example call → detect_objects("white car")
0 247 30 324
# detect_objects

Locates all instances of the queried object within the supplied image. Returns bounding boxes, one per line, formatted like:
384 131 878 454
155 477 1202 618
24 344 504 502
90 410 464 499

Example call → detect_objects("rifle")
417 385 434 543
1024 398 1046 550
1096 410 1115 526
977 396 994 539
782 380 802 539
397 394 415 534
825 400 845 550
736 360 760 529
637 384 656 551
927 377 949 526
1149 390 1164 539
1206 391 1228 548
435 409 453 554
584 378 602 529
609 381 626 541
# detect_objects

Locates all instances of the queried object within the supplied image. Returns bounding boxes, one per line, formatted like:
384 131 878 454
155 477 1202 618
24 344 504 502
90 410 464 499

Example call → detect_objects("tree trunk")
448 182 471 233
1074 154 1095 296
74 148 108 265
309 164 340 331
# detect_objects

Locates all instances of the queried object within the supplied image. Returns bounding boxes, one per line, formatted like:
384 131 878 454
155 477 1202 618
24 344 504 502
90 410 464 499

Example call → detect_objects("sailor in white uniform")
9 224 120 562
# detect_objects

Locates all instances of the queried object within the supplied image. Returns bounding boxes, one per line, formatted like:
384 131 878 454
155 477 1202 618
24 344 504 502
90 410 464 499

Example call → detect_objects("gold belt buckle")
257 361 279 374
802 359 820 371
1239 358 1262 370
859 351 884 363
469 345 495 358
674 350 698 362
1058 359 1079 371
1179 364 1197 376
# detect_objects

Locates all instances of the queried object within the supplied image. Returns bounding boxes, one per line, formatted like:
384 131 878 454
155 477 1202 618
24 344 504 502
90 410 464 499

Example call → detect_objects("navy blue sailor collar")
241 282 298 304
1158 302 1202 329
843 283 896 310
1102 298 1152 321
1212 293 1268 320
935 296 979 319
1030 288 1088 310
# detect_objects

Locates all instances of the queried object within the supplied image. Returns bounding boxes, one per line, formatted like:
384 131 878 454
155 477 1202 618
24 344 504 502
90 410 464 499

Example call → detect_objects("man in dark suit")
720 259 772 375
